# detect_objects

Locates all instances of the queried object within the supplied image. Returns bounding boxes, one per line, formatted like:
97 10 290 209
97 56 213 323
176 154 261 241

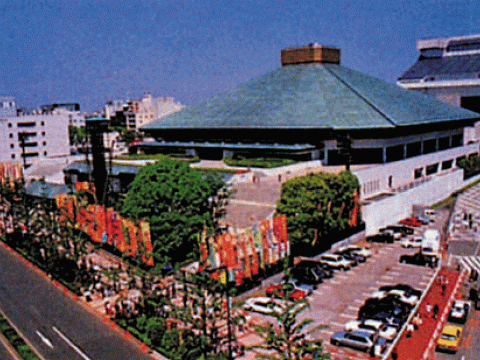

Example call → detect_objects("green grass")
224 157 299 168
431 178 480 209
0 311 40 360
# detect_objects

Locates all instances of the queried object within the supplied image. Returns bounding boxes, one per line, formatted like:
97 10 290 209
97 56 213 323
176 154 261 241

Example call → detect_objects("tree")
121 157 228 269
249 294 328 359
276 171 360 252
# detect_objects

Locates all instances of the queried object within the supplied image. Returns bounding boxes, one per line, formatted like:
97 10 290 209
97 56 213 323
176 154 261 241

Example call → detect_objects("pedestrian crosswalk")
449 255 480 274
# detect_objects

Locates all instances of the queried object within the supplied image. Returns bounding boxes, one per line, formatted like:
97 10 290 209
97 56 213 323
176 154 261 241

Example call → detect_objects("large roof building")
141 44 479 166
397 34 480 113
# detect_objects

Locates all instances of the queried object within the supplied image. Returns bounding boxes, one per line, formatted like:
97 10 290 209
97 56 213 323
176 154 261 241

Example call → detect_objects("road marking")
347 306 358 311
330 322 345 328
35 330 54 349
52 326 92 360
354 299 364 304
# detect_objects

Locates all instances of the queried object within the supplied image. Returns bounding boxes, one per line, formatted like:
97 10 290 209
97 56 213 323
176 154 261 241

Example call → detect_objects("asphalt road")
0 245 154 360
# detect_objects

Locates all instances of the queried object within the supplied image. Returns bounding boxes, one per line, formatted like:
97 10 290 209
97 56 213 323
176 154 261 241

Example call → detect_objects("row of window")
10 141 47 148
7 121 45 128
10 151 47 160
9 131 46 138
414 153 478 179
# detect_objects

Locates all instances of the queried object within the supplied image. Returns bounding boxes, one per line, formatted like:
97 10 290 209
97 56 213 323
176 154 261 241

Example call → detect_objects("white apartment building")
0 102 70 167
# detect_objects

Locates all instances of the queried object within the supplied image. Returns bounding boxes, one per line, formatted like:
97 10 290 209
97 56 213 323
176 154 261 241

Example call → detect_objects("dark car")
379 284 422 297
366 233 394 243
295 260 334 279
289 268 322 287
399 252 438 268
358 297 411 323
334 249 366 264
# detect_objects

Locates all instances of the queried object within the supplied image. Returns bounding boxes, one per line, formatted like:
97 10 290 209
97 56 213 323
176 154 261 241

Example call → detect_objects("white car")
242 297 306 315
242 297 284 314
337 245 372 258
401 236 422 248
319 254 354 270
448 300 470 324
344 319 398 341
369 289 419 306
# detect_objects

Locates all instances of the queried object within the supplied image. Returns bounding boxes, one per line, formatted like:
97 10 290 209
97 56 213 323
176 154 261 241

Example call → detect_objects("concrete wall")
353 143 479 200
361 168 465 235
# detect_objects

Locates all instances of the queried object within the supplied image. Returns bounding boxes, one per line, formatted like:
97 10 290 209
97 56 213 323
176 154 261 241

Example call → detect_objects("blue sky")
0 0 478 112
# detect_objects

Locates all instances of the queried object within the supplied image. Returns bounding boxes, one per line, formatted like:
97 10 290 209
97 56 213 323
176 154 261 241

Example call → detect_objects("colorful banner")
54 189 154 266
198 215 289 286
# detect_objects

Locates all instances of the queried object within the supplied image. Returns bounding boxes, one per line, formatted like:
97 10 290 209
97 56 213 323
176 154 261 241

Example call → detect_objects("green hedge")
224 157 298 168
0 312 40 360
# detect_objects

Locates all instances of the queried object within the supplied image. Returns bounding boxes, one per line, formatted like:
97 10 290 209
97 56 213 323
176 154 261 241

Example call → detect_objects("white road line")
52 327 92 360
330 322 345 328
347 306 358 311
339 313 356 319
35 330 53 349
354 299 364 304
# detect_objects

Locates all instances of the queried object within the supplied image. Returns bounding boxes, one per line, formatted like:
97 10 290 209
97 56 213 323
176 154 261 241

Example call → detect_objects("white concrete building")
0 104 70 167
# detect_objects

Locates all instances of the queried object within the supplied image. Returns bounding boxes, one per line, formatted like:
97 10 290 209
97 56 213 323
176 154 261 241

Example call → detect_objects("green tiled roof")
143 63 479 131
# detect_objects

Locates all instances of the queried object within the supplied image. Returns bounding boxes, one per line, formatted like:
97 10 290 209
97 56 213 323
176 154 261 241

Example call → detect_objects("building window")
456 155 466 167
406 142 421 158
452 134 463 147
414 167 424 179
442 160 453 170
438 137 450 151
41 121 45 126
10 144 14 149
9 133 13 138
426 163 439 175
44 151 47 156
11 154 15 159
8 123 12 128
42 131 45 136
42 141 46 146
386 145 404 162
423 139 437 154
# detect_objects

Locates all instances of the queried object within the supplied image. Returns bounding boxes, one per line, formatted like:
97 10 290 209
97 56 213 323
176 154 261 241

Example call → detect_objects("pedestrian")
433 304 439 319
425 302 432 316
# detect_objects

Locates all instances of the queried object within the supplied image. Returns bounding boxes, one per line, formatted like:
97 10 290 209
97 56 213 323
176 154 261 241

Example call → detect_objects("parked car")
242 297 306 315
294 260 334 279
338 245 372 258
378 284 422 299
401 236 422 248
380 228 402 241
265 283 308 300
242 297 284 314
344 319 398 341
319 254 354 270
370 288 419 307
358 297 411 323
334 248 366 264
366 233 394 243
399 251 438 268
436 323 463 353
448 300 470 324
330 331 387 356
399 217 423 227
380 225 414 237
288 278 315 296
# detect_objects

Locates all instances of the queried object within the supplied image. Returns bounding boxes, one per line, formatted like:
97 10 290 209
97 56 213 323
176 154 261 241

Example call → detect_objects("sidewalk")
387 267 465 360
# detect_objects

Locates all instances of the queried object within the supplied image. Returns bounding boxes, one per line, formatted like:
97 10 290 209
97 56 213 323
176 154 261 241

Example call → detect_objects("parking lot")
244 231 438 359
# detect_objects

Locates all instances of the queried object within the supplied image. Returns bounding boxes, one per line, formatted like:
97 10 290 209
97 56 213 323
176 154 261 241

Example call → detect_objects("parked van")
422 229 440 253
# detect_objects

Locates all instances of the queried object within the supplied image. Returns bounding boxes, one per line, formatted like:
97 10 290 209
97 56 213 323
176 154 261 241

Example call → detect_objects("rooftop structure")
397 34 480 113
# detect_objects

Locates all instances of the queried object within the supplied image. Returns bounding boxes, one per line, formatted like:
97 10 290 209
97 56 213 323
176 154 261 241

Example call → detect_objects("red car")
265 283 307 300
399 217 423 227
